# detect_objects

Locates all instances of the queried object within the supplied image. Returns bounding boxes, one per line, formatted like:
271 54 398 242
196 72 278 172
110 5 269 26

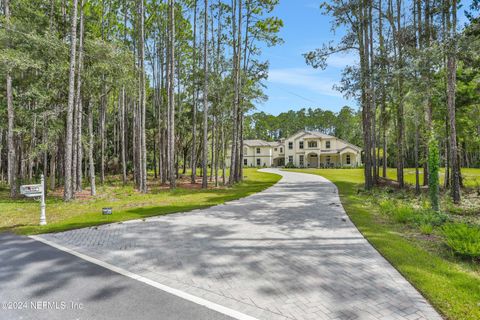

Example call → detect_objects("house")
236 130 362 168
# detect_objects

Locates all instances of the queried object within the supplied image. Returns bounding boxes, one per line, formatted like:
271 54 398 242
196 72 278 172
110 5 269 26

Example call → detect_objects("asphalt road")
0 233 232 320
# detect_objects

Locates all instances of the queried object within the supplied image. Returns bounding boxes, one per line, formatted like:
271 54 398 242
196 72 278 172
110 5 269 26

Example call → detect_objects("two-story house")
235 130 361 168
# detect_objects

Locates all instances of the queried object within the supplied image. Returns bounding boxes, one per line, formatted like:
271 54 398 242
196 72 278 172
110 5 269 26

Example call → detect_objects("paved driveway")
39 169 442 320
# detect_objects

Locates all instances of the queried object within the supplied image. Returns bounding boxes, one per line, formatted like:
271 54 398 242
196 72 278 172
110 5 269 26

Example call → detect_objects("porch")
303 152 358 168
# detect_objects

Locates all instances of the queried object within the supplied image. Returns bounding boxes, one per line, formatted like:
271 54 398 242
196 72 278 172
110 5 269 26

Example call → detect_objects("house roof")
243 131 362 151
338 145 361 153
304 131 336 139
243 139 280 147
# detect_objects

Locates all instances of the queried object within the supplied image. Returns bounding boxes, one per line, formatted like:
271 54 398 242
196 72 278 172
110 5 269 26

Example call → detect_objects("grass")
284 168 480 320
0 168 281 235
386 167 480 188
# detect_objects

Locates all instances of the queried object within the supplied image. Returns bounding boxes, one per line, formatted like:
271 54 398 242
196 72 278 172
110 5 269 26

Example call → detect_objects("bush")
378 200 418 224
414 210 449 227
285 162 296 168
392 206 417 223
378 199 396 215
419 224 434 235
443 223 480 258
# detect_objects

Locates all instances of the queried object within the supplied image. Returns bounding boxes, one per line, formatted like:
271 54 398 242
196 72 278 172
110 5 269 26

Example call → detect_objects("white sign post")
20 174 46 226
39 175 46 225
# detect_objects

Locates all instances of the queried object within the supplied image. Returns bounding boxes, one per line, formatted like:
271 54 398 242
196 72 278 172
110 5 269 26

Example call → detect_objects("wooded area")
1 0 479 207
0 0 283 201
305 0 480 204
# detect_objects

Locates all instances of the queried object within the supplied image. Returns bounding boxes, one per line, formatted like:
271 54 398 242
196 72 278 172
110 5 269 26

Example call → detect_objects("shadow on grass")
11 175 281 235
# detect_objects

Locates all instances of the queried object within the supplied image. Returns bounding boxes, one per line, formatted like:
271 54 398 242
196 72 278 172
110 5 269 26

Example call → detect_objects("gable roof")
289 130 362 151
288 129 335 140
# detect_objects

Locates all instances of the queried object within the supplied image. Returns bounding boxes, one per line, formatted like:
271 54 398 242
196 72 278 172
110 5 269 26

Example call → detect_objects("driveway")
37 169 442 320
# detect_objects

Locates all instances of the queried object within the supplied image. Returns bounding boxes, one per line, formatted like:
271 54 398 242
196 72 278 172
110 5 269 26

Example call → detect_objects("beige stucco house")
238 130 362 168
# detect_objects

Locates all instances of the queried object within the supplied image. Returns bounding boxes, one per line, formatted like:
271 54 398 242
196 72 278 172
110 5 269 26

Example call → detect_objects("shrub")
419 224 434 235
443 223 480 258
414 209 449 227
392 206 417 224
378 199 396 215
285 162 296 168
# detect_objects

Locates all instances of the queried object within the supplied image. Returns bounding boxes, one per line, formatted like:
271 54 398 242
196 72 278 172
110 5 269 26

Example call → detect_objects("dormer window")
326 141 331 149
280 147 283 153
299 141 304 149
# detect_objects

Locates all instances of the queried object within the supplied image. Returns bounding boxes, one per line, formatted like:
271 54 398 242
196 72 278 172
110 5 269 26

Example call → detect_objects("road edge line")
29 235 258 320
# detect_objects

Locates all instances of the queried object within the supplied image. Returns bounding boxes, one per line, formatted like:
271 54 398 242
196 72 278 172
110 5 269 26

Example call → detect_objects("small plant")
378 199 396 215
392 205 417 223
414 209 449 227
419 224 434 235
443 223 480 258
284 162 296 168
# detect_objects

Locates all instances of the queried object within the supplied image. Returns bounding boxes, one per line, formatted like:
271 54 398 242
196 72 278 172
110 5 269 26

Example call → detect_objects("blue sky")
255 0 474 116
255 1 356 115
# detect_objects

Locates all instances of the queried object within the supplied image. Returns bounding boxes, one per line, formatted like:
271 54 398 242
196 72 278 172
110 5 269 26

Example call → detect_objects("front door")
308 154 318 168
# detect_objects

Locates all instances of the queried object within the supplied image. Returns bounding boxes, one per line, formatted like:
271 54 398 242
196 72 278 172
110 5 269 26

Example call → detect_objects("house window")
244 147 248 155
244 158 248 165
346 154 351 165
288 142 293 149
326 156 331 164
308 141 317 148
299 155 304 166
288 156 293 163
326 141 331 149
280 147 283 153
256 158 261 166
299 141 304 149
256 147 260 154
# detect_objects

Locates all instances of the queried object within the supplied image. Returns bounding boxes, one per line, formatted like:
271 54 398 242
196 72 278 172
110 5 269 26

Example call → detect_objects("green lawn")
386 167 480 188
1 168 281 235
285 168 480 320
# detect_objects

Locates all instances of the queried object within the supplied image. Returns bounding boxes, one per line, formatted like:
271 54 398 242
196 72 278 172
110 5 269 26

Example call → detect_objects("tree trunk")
202 0 209 189
121 87 127 184
50 145 57 190
75 0 85 192
228 0 238 185
138 0 147 193
395 0 405 188
88 100 96 196
191 0 198 184
168 0 176 189
64 0 79 201
5 0 17 198
446 0 460 203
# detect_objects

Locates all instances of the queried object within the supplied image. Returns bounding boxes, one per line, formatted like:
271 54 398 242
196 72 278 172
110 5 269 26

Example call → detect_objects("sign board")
102 207 113 215
20 184 43 198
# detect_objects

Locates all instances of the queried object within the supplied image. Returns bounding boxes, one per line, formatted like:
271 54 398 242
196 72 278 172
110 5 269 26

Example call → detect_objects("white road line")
30 235 258 320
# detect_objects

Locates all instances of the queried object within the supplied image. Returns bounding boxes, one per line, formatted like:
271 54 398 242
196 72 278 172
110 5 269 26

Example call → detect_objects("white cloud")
267 67 343 98
327 53 358 68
